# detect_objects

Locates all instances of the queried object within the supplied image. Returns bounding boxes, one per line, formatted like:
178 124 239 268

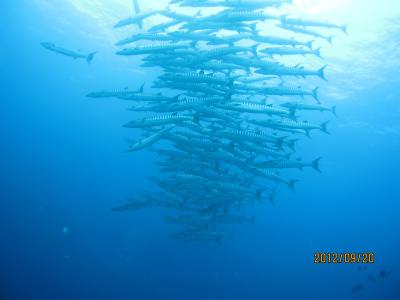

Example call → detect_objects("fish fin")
326 36 334 45
86 51 97 64
306 40 314 49
133 0 141 14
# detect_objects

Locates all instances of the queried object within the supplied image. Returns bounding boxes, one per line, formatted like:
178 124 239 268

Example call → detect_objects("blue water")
1 1 399 299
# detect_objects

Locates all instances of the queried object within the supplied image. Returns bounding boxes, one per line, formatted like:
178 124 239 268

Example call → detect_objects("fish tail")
190 41 198 48
193 112 200 124
288 108 297 120
277 137 286 150
280 14 289 22
318 65 328 81
250 23 258 34
251 44 259 57
268 192 276 207
255 189 264 201
312 87 320 103
137 82 145 93
288 180 298 192
314 47 322 58
321 121 330 134
331 105 337 117
86 51 97 64
342 25 348 35
312 157 322 173
287 139 298 151
306 40 314 49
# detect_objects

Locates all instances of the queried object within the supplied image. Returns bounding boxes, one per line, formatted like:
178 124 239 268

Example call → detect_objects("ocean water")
1 1 399 300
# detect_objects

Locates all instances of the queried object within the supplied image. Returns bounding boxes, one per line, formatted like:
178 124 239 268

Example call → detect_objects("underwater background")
1 0 399 299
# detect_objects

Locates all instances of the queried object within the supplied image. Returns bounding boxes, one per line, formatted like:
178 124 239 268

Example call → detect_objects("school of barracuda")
88 0 346 244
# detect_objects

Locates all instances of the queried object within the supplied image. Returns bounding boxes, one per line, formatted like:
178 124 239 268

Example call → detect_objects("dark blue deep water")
1 1 399 299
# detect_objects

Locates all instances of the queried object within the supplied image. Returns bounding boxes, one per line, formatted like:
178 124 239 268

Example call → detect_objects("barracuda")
251 33 314 48
245 167 298 191
114 9 163 28
168 95 226 111
214 102 292 117
254 118 330 134
40 42 97 64
148 19 183 32
233 142 291 159
160 72 235 85
104 0 344 241
124 113 194 128
119 92 172 102
207 9 277 22
257 157 322 172
198 45 257 60
179 0 290 9
153 81 229 96
214 128 286 147
280 15 348 34
255 85 321 102
280 102 337 116
278 23 334 45
115 33 175 46
125 125 176 152
116 42 193 56
213 214 255 224
256 65 327 81
260 46 322 58
199 61 250 73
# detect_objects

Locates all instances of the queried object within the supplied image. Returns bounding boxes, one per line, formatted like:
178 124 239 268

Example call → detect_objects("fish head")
40 42 54 49
116 48 136 56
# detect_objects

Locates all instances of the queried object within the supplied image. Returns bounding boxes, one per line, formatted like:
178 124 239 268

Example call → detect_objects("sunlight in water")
33 0 400 99
292 0 349 15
